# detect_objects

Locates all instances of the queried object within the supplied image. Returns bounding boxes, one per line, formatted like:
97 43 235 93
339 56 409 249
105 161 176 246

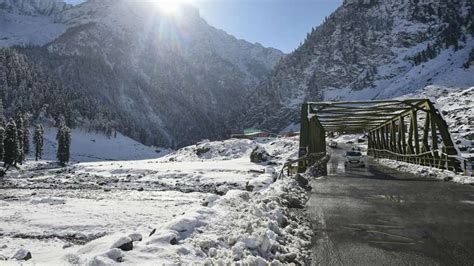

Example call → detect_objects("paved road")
308 145 474 265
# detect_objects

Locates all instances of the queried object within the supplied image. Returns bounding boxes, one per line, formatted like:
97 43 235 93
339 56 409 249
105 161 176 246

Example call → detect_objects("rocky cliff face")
1 0 284 147
245 0 474 133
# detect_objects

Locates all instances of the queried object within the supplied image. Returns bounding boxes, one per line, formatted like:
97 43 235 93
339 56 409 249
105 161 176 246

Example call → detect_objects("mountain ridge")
0 0 285 147
244 0 474 133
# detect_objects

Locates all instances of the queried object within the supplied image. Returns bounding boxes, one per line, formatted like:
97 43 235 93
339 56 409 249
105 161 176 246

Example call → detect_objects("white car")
329 141 338 148
344 151 366 167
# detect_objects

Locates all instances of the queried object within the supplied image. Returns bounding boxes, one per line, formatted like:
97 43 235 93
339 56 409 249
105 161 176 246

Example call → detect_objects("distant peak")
0 0 70 16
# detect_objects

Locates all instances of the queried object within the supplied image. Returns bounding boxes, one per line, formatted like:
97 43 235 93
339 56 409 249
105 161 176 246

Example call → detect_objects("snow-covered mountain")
0 0 69 16
1 0 284 147
0 0 69 46
245 0 474 133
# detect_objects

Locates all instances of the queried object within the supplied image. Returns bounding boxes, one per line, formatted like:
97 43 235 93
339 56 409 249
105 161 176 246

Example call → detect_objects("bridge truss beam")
298 99 462 173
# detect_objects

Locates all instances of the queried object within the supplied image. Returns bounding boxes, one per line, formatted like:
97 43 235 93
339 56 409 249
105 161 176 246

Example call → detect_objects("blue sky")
65 0 342 53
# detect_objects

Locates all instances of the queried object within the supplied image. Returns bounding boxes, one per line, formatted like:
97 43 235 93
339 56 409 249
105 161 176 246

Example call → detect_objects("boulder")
250 146 271 163
117 241 133 251
245 182 254 192
12 248 31 261
196 147 210 156
111 237 133 251
284 253 297 263
283 195 304 209
443 176 453 182
294 174 309 188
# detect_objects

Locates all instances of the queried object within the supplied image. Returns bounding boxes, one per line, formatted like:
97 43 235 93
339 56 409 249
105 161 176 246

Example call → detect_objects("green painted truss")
298 99 464 174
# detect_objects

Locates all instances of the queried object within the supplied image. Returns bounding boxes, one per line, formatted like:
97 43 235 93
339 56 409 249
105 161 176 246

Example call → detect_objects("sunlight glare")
155 0 189 15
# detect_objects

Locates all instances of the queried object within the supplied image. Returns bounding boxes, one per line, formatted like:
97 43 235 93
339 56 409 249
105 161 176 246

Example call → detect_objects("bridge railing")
279 152 327 179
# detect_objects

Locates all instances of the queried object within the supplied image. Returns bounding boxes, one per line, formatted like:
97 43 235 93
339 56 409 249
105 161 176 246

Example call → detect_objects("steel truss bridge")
298 99 469 174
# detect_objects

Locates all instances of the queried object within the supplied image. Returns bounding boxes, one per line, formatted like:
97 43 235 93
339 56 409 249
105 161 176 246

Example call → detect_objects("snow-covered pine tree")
0 99 4 126
0 126 4 161
57 124 71 166
23 120 30 158
15 114 24 165
4 119 18 170
33 124 44 161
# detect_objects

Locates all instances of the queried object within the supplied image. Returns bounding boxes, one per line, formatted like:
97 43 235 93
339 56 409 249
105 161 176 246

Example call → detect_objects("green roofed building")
231 128 271 139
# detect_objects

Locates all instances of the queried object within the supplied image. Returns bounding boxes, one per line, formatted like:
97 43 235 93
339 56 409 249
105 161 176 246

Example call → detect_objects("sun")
155 0 188 15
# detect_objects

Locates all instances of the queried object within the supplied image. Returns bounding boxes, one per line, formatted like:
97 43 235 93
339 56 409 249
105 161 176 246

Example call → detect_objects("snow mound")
195 178 312 264
74 234 131 264
247 171 276 192
377 158 474 184
128 233 142 242
146 231 179 245
164 139 257 162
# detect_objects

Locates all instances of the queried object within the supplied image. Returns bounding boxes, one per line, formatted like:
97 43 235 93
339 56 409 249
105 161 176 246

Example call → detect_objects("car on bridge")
344 151 366 167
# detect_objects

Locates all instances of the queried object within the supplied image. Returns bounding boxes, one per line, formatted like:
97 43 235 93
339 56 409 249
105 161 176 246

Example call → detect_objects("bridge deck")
308 145 474 265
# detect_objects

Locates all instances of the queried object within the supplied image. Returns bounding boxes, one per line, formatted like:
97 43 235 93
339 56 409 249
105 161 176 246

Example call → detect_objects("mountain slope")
0 47 123 131
37 127 170 162
245 0 474 133
2 0 284 147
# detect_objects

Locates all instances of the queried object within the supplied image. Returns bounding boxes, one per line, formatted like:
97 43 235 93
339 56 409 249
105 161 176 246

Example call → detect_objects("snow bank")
191 177 312 264
377 158 474 184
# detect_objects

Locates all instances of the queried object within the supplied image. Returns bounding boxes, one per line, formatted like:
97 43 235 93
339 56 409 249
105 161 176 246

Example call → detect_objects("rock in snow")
12 248 31 261
250 146 271 163
111 236 133 251
146 231 179 246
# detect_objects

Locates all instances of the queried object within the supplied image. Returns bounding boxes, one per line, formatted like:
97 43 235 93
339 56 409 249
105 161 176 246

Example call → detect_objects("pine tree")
3 119 18 170
24 127 30 159
0 126 4 162
57 124 71 166
0 99 4 125
33 124 44 161
15 114 24 165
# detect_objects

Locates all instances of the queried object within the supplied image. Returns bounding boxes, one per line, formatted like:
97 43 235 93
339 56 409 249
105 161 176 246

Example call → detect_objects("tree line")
0 109 71 174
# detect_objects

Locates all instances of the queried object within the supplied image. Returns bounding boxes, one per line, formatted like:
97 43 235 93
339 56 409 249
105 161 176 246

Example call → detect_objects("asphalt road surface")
308 144 474 265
